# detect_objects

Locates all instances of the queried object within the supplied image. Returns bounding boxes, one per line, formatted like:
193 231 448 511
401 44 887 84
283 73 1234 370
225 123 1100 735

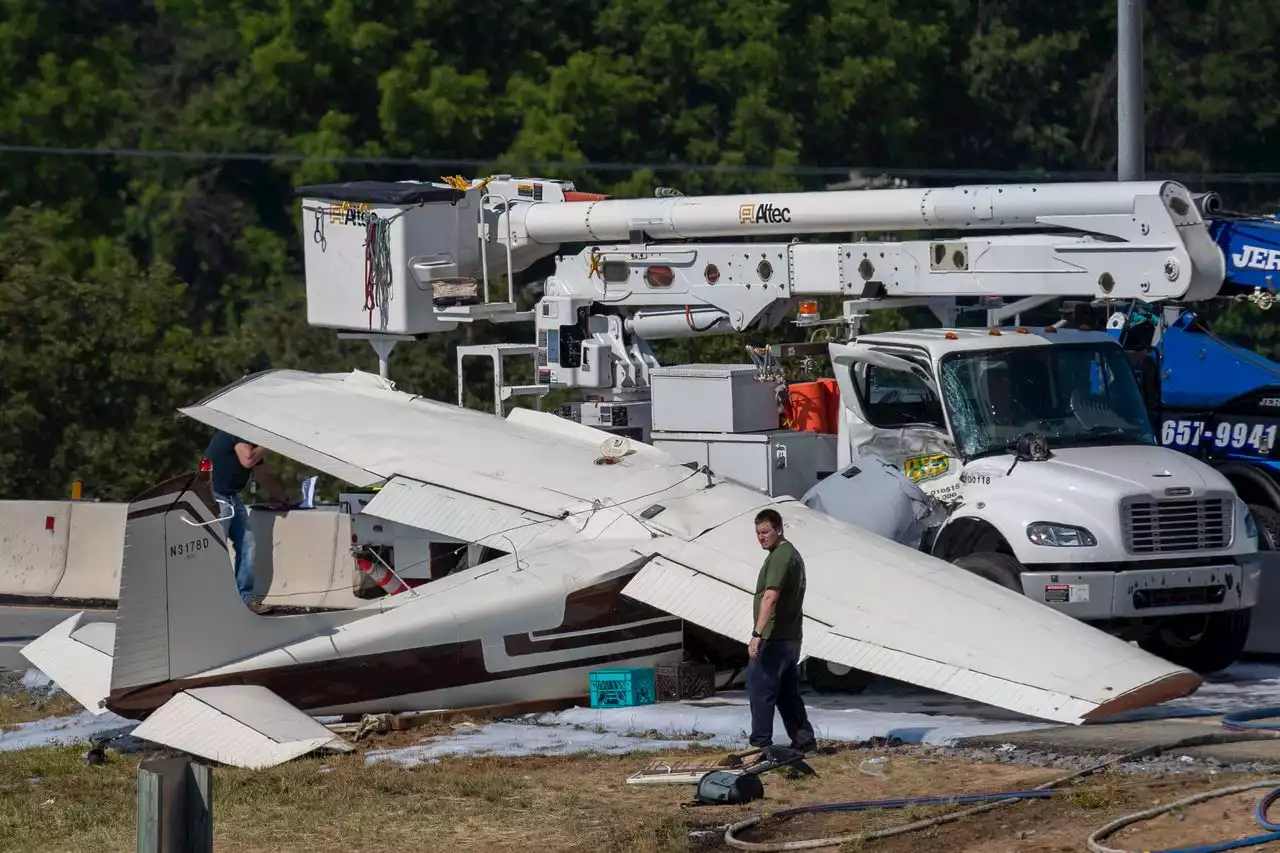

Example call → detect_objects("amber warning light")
797 301 819 319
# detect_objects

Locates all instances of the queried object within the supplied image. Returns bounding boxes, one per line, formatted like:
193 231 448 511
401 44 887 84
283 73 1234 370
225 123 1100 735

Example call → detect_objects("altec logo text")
1231 244 1280 271
738 203 792 225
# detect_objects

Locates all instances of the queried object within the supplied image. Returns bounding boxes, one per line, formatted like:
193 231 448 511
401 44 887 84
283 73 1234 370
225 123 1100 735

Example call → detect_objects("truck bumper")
1020 556 1262 620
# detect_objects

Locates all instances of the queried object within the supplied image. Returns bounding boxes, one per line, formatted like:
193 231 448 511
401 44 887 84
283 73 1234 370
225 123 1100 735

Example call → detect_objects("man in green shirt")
747 508 815 755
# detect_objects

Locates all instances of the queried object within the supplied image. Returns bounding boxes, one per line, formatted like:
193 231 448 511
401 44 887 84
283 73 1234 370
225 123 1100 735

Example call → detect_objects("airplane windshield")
938 341 1156 459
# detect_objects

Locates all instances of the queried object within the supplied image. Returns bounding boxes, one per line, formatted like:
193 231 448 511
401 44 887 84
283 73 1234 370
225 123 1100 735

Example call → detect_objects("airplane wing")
180 369 1201 725
622 488 1200 723
181 369 694 514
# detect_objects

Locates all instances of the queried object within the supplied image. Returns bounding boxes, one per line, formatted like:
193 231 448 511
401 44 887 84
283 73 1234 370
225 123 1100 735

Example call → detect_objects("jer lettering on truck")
170 537 211 558
1232 244 1280 271
738 203 792 225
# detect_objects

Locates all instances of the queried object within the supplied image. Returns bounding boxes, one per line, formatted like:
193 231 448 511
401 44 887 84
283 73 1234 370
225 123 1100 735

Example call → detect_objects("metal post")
369 339 396 379
136 757 213 853
1117 0 1145 181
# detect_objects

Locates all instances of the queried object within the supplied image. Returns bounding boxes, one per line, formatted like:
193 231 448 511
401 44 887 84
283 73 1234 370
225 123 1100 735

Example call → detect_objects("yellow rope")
440 175 495 193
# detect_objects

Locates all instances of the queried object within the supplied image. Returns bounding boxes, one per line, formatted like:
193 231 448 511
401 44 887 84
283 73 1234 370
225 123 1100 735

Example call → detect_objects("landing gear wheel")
1138 609 1253 674
803 658 873 694
951 551 1024 593
1249 504 1280 551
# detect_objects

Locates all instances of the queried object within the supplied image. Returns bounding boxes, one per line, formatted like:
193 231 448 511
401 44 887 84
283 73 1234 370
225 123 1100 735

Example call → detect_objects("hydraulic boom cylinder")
519 180 1196 244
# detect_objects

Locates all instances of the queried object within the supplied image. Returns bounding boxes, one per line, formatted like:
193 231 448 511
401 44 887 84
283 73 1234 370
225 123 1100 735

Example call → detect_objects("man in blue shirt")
204 430 291 614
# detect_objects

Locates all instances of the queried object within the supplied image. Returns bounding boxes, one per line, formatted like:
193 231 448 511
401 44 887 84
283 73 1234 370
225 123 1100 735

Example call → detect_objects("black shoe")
788 739 818 755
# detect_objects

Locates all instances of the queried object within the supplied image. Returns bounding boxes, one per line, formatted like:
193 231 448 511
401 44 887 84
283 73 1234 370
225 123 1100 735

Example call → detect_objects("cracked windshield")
939 343 1155 459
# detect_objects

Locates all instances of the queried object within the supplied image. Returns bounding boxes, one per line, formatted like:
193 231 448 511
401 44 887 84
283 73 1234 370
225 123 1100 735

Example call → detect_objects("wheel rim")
825 661 853 677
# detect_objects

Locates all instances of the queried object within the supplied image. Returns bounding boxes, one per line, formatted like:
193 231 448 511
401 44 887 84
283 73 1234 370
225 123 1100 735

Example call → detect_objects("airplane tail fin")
109 472 357 706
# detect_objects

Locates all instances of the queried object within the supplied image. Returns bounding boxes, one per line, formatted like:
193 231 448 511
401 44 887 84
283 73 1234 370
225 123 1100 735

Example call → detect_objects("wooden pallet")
626 757 738 786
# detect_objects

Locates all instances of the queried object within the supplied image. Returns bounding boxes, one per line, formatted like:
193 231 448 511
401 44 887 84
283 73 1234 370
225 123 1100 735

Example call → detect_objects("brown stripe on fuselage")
129 473 196 506
105 572 686 719
505 617 679 655
530 573 670 637
105 639 684 719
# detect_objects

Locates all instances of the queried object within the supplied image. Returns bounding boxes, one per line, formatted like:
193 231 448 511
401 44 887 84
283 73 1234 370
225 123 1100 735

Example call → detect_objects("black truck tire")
1249 504 1280 551
803 658 874 694
951 551 1025 593
1138 609 1253 674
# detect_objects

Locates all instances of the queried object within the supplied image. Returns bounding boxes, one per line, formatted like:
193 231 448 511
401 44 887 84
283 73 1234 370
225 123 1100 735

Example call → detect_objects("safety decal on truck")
904 453 950 484
1044 583 1089 604
1160 418 1279 454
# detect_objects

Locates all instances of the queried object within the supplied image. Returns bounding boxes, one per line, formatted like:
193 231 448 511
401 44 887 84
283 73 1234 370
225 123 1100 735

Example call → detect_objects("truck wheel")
803 658 873 694
1138 609 1252 674
951 552 1024 593
1249 504 1280 551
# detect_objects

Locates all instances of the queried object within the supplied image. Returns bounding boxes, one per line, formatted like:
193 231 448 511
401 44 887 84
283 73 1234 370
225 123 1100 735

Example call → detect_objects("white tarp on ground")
12 664 1280 763
0 710 136 752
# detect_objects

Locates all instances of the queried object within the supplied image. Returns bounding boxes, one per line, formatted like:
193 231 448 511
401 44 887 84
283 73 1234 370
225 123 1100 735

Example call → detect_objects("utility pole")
1117 0 1145 180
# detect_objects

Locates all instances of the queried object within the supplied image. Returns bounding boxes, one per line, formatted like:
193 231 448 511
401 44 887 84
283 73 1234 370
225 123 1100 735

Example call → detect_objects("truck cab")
827 326 1262 675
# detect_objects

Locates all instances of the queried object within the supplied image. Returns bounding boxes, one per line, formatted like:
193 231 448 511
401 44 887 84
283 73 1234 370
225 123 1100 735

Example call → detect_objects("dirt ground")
5 735 1280 853
5 682 1280 852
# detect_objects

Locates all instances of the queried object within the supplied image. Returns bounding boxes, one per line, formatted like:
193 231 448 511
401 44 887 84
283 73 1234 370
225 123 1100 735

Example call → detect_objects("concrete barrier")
54 502 127 601
247 508 364 610
0 500 363 610
0 501 72 597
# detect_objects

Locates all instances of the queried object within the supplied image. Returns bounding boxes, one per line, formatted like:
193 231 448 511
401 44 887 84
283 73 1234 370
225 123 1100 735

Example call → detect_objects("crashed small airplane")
24 368 1204 769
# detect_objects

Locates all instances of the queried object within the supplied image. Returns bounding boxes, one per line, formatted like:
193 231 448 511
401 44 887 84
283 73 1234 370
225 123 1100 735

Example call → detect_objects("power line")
2 143 1280 185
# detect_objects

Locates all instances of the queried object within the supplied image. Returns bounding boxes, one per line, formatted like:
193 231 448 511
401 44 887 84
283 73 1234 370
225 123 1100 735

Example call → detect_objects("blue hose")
1222 706 1280 733
750 789 1055 821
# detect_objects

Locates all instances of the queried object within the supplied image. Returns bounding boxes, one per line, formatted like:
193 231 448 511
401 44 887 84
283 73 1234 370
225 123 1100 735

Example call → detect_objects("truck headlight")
1027 522 1097 547
1243 500 1258 540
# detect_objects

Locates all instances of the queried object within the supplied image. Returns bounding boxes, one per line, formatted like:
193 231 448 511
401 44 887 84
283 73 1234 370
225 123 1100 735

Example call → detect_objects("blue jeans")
216 492 255 604
747 638 815 750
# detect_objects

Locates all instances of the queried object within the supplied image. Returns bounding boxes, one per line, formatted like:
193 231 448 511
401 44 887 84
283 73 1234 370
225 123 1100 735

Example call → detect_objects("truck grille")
1120 493 1234 554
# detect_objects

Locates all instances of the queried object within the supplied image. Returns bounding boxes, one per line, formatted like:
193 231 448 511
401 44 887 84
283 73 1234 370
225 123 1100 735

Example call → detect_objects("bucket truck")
295 176 1261 682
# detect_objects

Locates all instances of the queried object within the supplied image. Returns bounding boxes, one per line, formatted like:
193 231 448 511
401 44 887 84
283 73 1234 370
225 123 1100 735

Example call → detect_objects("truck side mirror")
1123 349 1162 413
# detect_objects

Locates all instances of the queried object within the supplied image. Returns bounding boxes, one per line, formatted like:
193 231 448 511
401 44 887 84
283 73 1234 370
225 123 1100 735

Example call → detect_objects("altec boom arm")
515 179 1207 243
298 177 1225 341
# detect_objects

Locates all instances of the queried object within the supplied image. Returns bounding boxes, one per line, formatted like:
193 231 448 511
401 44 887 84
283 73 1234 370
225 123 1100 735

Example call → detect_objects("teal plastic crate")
589 667 655 708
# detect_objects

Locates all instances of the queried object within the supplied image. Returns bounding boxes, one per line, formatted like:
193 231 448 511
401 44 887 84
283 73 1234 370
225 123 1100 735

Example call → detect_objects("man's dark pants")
747 638 815 750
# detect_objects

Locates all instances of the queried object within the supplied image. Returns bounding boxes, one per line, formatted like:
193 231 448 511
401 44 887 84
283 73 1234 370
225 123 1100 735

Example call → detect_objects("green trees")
1 0 1277 498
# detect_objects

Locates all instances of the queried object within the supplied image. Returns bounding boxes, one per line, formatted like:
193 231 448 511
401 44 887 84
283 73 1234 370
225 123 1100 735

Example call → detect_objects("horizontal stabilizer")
20 613 114 716
131 685 354 769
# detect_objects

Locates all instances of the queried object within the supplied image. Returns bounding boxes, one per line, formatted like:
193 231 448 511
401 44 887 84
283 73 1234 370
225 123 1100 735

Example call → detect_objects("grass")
0 673 84 731
4 700 1280 853
0 740 723 853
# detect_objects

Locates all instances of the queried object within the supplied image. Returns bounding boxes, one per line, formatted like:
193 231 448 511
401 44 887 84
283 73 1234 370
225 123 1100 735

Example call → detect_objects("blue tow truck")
1102 195 1280 548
